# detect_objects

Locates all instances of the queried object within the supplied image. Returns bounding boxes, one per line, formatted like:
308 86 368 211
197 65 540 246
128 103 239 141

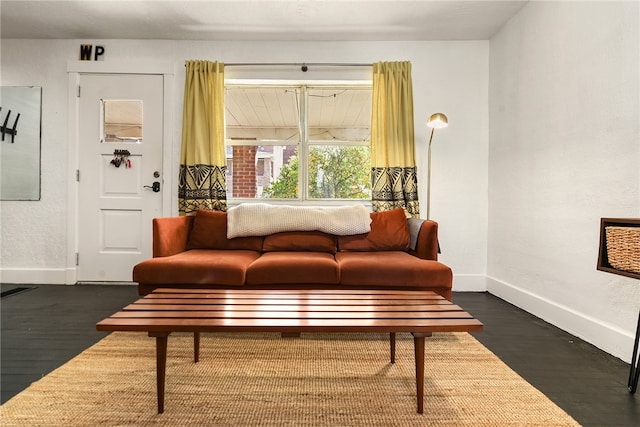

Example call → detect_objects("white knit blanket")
227 203 372 238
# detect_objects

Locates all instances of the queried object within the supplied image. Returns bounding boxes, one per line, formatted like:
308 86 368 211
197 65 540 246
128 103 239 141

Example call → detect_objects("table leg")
194 332 200 363
412 332 432 414
390 332 396 364
149 332 170 414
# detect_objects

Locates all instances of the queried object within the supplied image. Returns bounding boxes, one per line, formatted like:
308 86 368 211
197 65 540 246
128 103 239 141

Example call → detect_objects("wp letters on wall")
0 86 42 200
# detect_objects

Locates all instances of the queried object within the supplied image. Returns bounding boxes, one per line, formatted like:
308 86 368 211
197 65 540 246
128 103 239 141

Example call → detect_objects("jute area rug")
0 332 579 426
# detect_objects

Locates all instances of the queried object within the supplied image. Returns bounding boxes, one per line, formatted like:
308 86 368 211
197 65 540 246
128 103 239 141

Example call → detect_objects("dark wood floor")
1 284 638 425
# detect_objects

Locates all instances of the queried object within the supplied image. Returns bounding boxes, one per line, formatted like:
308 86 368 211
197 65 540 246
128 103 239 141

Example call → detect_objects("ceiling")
1 0 528 41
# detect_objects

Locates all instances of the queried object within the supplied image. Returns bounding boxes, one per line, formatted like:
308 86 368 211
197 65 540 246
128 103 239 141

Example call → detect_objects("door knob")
144 181 160 192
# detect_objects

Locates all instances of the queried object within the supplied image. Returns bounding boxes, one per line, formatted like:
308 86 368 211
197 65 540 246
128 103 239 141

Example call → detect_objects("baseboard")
0 268 76 285
452 274 487 292
487 276 634 363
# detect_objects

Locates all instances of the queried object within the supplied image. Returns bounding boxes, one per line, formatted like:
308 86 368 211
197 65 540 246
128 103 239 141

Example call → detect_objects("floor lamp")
426 113 448 220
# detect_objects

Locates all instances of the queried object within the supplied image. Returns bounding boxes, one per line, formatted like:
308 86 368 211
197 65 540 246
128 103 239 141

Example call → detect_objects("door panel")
77 74 163 282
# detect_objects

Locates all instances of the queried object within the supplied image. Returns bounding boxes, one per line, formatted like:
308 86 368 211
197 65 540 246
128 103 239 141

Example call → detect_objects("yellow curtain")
370 61 419 217
178 60 227 215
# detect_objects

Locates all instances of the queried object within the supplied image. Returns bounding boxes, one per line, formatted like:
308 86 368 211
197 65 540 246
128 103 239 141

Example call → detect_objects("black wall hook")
0 107 20 143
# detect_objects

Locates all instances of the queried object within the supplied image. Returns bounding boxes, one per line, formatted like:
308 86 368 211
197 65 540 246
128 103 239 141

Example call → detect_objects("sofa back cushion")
338 208 410 251
263 231 337 253
186 209 263 251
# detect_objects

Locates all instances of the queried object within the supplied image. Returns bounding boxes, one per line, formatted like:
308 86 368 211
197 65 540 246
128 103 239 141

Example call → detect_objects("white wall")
488 1 640 362
0 39 489 290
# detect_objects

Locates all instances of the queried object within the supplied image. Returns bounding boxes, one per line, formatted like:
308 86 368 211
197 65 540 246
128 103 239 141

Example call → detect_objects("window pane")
308 87 371 142
308 145 371 200
307 87 371 200
226 145 299 199
225 87 300 143
101 100 142 143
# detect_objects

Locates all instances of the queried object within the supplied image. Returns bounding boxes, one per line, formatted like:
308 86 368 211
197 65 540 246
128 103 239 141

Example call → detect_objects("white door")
77 73 163 282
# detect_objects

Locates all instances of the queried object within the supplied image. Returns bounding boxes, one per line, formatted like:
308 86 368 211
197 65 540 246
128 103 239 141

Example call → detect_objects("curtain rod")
225 62 372 67
186 62 373 71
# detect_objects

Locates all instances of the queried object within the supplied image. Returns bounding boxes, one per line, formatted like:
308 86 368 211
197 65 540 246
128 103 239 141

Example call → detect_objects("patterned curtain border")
178 164 227 214
371 166 419 217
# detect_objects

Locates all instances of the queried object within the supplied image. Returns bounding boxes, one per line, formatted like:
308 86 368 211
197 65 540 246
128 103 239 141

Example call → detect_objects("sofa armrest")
153 216 195 257
409 220 440 261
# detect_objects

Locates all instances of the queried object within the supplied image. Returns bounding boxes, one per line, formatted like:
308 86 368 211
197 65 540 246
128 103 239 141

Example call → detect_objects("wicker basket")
605 226 640 274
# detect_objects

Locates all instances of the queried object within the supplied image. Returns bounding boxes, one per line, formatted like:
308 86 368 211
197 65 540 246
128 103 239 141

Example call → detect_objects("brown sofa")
133 207 453 300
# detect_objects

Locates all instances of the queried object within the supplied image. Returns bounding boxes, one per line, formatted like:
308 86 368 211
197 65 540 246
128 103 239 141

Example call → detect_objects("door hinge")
76 169 80 182
77 85 81 98
75 252 79 266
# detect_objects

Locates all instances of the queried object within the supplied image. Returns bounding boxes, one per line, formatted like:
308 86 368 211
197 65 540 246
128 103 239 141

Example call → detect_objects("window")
101 99 143 143
225 83 371 202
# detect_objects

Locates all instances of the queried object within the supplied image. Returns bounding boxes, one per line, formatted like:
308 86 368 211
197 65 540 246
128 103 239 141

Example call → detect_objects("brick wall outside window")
232 146 257 198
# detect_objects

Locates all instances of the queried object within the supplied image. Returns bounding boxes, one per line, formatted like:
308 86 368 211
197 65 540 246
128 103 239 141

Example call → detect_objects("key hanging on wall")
110 149 132 168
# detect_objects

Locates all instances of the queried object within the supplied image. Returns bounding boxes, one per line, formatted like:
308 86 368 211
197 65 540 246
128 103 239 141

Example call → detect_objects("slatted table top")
96 289 483 334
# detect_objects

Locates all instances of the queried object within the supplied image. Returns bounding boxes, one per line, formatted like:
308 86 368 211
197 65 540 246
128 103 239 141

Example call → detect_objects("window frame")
224 79 372 206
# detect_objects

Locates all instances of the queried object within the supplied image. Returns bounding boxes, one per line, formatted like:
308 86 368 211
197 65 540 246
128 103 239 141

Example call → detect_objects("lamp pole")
427 127 435 220
425 113 448 220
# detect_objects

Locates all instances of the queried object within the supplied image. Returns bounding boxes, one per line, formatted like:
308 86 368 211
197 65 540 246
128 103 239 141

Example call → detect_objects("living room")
0 0 638 424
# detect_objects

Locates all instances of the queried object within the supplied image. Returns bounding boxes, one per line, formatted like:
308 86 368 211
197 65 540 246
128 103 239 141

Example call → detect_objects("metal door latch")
144 181 160 192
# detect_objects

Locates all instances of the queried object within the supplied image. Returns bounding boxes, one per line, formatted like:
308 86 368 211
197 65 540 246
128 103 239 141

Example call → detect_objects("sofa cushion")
246 252 340 285
186 209 263 251
133 249 260 286
263 231 337 253
338 208 410 252
336 251 452 288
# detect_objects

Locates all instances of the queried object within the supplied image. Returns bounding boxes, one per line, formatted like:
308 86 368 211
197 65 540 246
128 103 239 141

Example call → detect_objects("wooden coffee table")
96 289 482 414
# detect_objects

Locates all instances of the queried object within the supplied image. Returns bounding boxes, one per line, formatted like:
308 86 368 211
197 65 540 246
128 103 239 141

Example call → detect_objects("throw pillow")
338 207 410 251
263 231 337 253
187 209 263 251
